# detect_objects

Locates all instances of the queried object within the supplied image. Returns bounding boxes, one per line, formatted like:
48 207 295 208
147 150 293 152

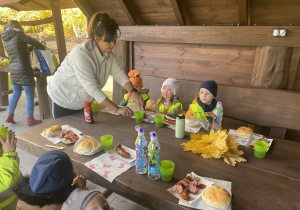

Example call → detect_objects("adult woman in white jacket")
47 12 143 119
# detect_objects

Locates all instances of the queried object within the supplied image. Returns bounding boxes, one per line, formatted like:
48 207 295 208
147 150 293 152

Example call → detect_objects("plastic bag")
31 47 59 74
73 135 102 155
185 116 211 131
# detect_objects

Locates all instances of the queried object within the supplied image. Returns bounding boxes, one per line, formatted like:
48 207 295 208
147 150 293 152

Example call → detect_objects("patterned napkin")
84 153 134 182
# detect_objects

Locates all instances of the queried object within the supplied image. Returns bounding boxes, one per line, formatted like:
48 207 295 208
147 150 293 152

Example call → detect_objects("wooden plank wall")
113 26 300 140
134 42 256 87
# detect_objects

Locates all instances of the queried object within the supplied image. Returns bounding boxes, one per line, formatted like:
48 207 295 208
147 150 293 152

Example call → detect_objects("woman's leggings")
8 85 35 118
51 100 82 120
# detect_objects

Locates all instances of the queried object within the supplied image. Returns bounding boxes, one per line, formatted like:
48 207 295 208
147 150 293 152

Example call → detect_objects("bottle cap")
150 132 157 141
217 101 222 107
177 114 185 119
138 128 144 136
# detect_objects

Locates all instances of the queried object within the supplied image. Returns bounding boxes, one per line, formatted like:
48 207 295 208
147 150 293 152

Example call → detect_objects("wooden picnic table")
17 111 300 210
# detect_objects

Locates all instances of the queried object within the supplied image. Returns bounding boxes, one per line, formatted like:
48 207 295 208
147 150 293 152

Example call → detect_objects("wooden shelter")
1 0 300 140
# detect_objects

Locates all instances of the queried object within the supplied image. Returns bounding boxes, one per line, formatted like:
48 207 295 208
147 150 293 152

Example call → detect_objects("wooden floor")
0 92 149 210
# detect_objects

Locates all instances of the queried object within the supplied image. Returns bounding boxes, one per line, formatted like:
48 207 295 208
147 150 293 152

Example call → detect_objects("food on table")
145 99 156 111
60 130 79 143
127 102 141 112
258 137 270 143
185 116 201 127
76 135 102 154
199 184 206 189
202 185 231 210
43 125 62 137
181 191 190 200
164 118 176 124
174 176 206 201
236 126 253 138
116 144 131 158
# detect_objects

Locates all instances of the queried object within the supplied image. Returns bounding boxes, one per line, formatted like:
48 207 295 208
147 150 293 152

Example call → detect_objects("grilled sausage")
116 144 131 158
181 191 189 200
164 118 176 124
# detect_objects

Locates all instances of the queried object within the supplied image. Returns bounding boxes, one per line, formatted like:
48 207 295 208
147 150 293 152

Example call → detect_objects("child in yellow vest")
186 80 218 124
157 78 183 119
0 129 20 209
120 70 150 110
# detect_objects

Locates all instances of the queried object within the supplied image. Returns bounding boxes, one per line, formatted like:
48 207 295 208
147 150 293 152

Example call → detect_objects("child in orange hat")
120 70 150 110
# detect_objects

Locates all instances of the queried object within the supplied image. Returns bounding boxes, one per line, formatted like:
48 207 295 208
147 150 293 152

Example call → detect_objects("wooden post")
51 0 67 63
254 46 293 89
34 71 51 119
112 40 130 104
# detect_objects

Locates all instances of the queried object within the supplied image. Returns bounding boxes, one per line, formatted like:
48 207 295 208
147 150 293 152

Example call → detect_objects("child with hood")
120 70 150 110
157 78 183 119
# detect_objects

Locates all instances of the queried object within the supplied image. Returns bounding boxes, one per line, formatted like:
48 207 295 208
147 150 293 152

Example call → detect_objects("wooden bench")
142 76 300 141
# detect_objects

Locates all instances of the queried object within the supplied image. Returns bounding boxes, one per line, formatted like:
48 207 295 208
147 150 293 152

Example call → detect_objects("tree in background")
0 8 87 37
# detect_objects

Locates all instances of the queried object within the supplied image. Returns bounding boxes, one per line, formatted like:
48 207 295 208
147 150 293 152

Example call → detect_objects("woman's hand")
0 130 17 154
117 106 133 117
131 92 144 110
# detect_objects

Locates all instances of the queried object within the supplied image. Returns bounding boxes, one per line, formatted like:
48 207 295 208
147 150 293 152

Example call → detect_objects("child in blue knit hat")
186 80 218 124
13 150 113 209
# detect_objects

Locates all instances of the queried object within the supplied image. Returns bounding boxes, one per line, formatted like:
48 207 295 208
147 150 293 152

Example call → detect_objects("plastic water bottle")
148 132 160 180
212 101 223 133
135 128 148 174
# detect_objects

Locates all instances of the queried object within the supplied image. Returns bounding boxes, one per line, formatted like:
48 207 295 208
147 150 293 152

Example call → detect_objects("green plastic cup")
92 100 98 113
100 135 113 151
135 111 144 123
155 115 164 128
254 140 269 158
160 160 175 182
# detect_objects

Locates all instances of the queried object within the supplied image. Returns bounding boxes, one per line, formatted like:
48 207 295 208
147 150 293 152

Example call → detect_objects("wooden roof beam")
0 17 54 26
51 0 67 62
237 0 248 25
170 0 190 25
117 0 143 25
73 0 95 20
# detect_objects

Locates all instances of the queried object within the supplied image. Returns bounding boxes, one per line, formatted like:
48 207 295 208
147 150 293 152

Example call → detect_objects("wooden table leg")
0 69 9 106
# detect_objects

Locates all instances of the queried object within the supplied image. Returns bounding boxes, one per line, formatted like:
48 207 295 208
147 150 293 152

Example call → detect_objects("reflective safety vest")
190 103 215 123
158 102 183 115
0 189 18 210
123 93 150 104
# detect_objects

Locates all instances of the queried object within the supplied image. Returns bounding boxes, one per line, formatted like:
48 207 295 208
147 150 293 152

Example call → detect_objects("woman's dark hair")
12 175 77 207
87 12 120 42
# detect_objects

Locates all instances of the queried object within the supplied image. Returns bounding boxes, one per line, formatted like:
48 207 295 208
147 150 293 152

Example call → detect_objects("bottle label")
135 144 147 173
212 108 223 132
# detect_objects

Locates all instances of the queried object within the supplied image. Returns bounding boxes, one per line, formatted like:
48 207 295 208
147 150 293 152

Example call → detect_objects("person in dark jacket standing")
2 20 45 126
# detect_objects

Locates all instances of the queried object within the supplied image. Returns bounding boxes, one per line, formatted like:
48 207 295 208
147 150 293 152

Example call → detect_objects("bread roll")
145 99 156 111
77 136 101 153
185 116 201 127
43 125 62 137
237 127 253 138
202 185 231 209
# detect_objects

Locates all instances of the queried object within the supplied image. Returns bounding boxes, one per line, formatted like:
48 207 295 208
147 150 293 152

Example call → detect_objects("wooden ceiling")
1 0 300 26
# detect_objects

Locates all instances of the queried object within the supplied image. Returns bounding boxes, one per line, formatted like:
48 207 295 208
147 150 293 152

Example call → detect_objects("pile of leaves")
181 130 247 166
